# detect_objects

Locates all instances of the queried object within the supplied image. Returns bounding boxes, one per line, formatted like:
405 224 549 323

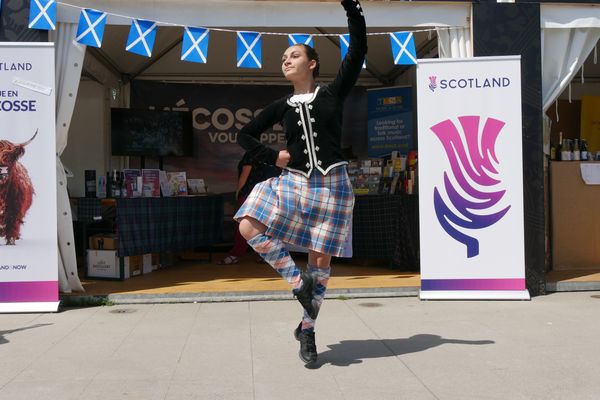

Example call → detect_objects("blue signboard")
367 86 413 157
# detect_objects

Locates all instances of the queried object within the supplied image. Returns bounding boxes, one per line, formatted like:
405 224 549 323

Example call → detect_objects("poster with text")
367 86 413 157
0 43 58 313
131 82 368 193
417 56 528 300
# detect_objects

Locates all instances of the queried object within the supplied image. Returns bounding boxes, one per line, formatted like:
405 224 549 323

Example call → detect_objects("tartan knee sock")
247 233 302 289
301 264 331 332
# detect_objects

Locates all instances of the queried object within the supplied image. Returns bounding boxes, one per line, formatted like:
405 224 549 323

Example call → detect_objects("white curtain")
50 23 86 293
437 27 472 58
541 28 600 111
541 4 600 111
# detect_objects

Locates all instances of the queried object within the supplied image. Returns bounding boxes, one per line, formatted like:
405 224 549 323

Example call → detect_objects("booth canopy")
58 0 471 85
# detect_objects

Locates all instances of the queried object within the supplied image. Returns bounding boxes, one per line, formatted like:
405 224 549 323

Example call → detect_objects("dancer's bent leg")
239 217 301 289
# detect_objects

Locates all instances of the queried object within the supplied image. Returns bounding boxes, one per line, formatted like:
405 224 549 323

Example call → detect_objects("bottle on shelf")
119 171 126 197
106 171 113 199
556 131 563 161
559 132 571 161
112 169 120 198
573 139 581 161
581 139 589 161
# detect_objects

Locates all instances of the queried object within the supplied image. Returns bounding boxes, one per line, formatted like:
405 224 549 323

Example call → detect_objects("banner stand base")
0 302 60 313
420 290 530 300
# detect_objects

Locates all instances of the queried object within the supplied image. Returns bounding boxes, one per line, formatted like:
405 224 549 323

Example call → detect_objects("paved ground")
1 291 600 400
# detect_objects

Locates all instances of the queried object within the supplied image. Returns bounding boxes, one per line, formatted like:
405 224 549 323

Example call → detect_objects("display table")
352 194 420 270
550 161 600 270
77 196 223 257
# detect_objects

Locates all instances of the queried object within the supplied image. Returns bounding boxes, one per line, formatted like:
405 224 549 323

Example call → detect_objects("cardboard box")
124 255 143 277
87 250 129 280
142 254 153 274
151 253 161 270
88 234 118 250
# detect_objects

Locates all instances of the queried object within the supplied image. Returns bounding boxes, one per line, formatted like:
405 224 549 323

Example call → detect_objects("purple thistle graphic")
431 116 511 258
428 76 437 92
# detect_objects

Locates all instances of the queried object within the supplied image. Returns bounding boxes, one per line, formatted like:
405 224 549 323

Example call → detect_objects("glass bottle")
573 139 580 161
106 171 113 199
581 139 589 161
112 169 120 198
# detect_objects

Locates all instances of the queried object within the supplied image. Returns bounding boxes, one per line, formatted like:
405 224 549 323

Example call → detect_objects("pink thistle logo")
430 116 511 258
428 76 437 92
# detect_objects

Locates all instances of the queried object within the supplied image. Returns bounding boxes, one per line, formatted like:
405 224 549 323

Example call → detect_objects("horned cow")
0 130 37 245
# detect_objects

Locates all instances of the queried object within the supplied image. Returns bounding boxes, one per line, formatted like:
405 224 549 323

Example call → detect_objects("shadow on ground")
309 334 494 369
0 324 53 345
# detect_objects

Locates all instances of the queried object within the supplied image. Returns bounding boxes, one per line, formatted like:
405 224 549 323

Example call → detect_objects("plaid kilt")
234 166 354 257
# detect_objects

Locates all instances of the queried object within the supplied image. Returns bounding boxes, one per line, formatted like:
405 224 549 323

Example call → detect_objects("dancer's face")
281 45 316 82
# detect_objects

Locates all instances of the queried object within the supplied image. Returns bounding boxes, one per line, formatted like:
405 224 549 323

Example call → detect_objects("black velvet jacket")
237 0 367 178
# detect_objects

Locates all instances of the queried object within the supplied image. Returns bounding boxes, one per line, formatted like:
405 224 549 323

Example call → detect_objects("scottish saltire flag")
288 34 313 48
28 0 56 30
75 9 107 48
340 34 366 68
237 32 262 69
390 32 417 65
181 27 210 63
126 19 157 57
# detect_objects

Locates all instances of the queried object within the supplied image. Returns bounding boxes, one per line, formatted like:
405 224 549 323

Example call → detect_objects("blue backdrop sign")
367 86 413 157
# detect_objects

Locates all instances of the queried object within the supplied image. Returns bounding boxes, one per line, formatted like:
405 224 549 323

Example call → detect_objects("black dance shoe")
294 323 317 364
293 272 317 319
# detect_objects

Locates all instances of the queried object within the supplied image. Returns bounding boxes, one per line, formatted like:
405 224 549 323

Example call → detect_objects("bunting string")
30 0 469 67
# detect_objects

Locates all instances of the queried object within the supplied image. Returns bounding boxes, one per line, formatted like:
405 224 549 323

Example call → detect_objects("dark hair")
296 44 320 78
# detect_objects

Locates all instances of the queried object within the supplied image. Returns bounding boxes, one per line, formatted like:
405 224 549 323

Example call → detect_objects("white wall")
61 80 107 198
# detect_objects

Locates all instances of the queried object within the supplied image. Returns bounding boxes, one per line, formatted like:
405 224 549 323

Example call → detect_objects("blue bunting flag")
237 32 262 69
75 9 107 48
126 19 157 57
28 0 56 30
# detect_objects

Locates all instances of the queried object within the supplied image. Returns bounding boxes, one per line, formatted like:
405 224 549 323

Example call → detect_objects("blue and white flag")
181 27 210 63
126 19 157 57
75 9 107 48
390 32 417 65
28 0 56 30
340 34 366 69
237 32 262 69
288 34 313 48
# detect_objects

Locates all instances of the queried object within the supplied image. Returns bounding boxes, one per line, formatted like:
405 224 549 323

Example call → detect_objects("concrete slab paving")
1 291 599 399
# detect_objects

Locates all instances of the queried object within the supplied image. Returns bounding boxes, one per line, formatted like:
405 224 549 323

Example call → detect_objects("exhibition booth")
55 0 473 299
1 1 599 311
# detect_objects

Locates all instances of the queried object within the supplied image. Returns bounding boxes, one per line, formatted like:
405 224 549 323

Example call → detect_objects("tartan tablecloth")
352 194 420 270
115 196 223 257
77 196 223 257
76 197 103 222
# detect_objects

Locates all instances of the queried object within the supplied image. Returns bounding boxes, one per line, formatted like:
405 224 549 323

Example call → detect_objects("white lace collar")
287 86 320 105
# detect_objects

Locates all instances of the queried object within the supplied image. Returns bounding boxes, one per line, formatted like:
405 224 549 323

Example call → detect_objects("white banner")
0 43 58 313
417 56 529 300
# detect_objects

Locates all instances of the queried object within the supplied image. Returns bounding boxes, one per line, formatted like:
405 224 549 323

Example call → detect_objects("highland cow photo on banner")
417 56 529 300
0 43 58 313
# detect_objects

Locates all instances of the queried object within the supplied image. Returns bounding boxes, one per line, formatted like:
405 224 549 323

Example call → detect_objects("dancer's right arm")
238 98 288 165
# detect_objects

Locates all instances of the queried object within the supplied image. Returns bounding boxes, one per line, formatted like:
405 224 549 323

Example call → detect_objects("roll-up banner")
0 43 58 313
417 56 529 300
